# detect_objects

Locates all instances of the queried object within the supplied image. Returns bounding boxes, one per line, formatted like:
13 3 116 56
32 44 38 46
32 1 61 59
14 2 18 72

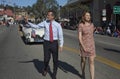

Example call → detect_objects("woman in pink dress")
78 11 96 79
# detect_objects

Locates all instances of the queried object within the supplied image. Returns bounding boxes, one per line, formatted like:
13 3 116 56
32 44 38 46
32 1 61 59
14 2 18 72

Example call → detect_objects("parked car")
63 22 77 30
21 24 44 44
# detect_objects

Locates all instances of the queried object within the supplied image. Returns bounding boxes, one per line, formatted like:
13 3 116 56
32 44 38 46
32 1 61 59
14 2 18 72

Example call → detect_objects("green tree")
5 4 14 11
31 0 59 19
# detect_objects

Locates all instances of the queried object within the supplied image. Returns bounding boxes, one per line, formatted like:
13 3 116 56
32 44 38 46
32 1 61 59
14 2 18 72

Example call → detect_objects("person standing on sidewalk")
25 10 64 79
78 11 96 79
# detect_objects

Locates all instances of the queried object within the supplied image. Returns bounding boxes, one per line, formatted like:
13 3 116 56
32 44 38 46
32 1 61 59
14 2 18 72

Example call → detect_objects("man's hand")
59 47 63 52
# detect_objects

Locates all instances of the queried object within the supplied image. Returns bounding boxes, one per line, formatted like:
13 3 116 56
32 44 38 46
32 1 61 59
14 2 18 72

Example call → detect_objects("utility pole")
2 0 5 7
13 3 16 21
102 0 106 29
1 0 6 24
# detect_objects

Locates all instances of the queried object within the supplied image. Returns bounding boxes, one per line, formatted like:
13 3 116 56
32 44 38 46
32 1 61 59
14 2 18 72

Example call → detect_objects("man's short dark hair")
47 10 56 17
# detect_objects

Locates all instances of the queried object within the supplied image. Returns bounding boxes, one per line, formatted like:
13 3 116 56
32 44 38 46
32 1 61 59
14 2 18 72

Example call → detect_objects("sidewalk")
94 34 120 47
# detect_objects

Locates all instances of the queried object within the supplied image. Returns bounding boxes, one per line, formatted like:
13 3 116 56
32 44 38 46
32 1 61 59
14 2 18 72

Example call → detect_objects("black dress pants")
43 40 58 76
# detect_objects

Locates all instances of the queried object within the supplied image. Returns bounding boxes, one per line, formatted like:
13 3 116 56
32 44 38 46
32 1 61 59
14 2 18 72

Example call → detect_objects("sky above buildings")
0 0 68 7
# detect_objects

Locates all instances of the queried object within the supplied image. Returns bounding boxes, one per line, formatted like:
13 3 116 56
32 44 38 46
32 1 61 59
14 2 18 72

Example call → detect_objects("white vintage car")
21 24 44 44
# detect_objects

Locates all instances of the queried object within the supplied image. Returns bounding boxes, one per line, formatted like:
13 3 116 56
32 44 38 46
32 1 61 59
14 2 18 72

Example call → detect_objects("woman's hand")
82 46 87 53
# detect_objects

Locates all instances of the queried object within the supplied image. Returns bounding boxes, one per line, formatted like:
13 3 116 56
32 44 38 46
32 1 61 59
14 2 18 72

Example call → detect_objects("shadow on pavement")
19 59 82 78
19 59 52 77
58 60 82 78
104 48 120 53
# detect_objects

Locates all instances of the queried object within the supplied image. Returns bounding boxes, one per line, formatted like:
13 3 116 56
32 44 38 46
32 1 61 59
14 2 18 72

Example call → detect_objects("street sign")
102 9 106 16
102 16 106 21
113 6 120 14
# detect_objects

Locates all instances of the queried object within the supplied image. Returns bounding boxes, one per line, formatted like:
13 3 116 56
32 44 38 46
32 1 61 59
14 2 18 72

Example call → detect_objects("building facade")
15 9 28 20
0 8 14 22
61 0 120 29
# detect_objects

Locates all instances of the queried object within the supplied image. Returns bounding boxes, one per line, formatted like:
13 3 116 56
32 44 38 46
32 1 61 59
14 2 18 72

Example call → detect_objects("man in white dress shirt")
25 10 64 79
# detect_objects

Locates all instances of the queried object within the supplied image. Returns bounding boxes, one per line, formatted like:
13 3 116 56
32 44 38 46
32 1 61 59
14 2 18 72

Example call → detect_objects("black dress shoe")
81 74 85 79
52 75 56 79
42 70 47 76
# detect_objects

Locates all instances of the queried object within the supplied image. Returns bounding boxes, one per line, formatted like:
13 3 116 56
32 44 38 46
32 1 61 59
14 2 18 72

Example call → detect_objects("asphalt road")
0 25 120 79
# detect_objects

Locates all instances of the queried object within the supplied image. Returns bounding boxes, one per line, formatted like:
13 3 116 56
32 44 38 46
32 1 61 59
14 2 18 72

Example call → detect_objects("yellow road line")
63 46 120 70
96 56 120 70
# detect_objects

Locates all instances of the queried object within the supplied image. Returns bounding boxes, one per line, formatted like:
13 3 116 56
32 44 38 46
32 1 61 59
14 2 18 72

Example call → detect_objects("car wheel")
34 35 40 42
25 38 30 44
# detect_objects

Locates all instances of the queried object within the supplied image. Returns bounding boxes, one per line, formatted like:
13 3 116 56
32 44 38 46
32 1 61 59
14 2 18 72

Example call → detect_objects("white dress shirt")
28 20 64 47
